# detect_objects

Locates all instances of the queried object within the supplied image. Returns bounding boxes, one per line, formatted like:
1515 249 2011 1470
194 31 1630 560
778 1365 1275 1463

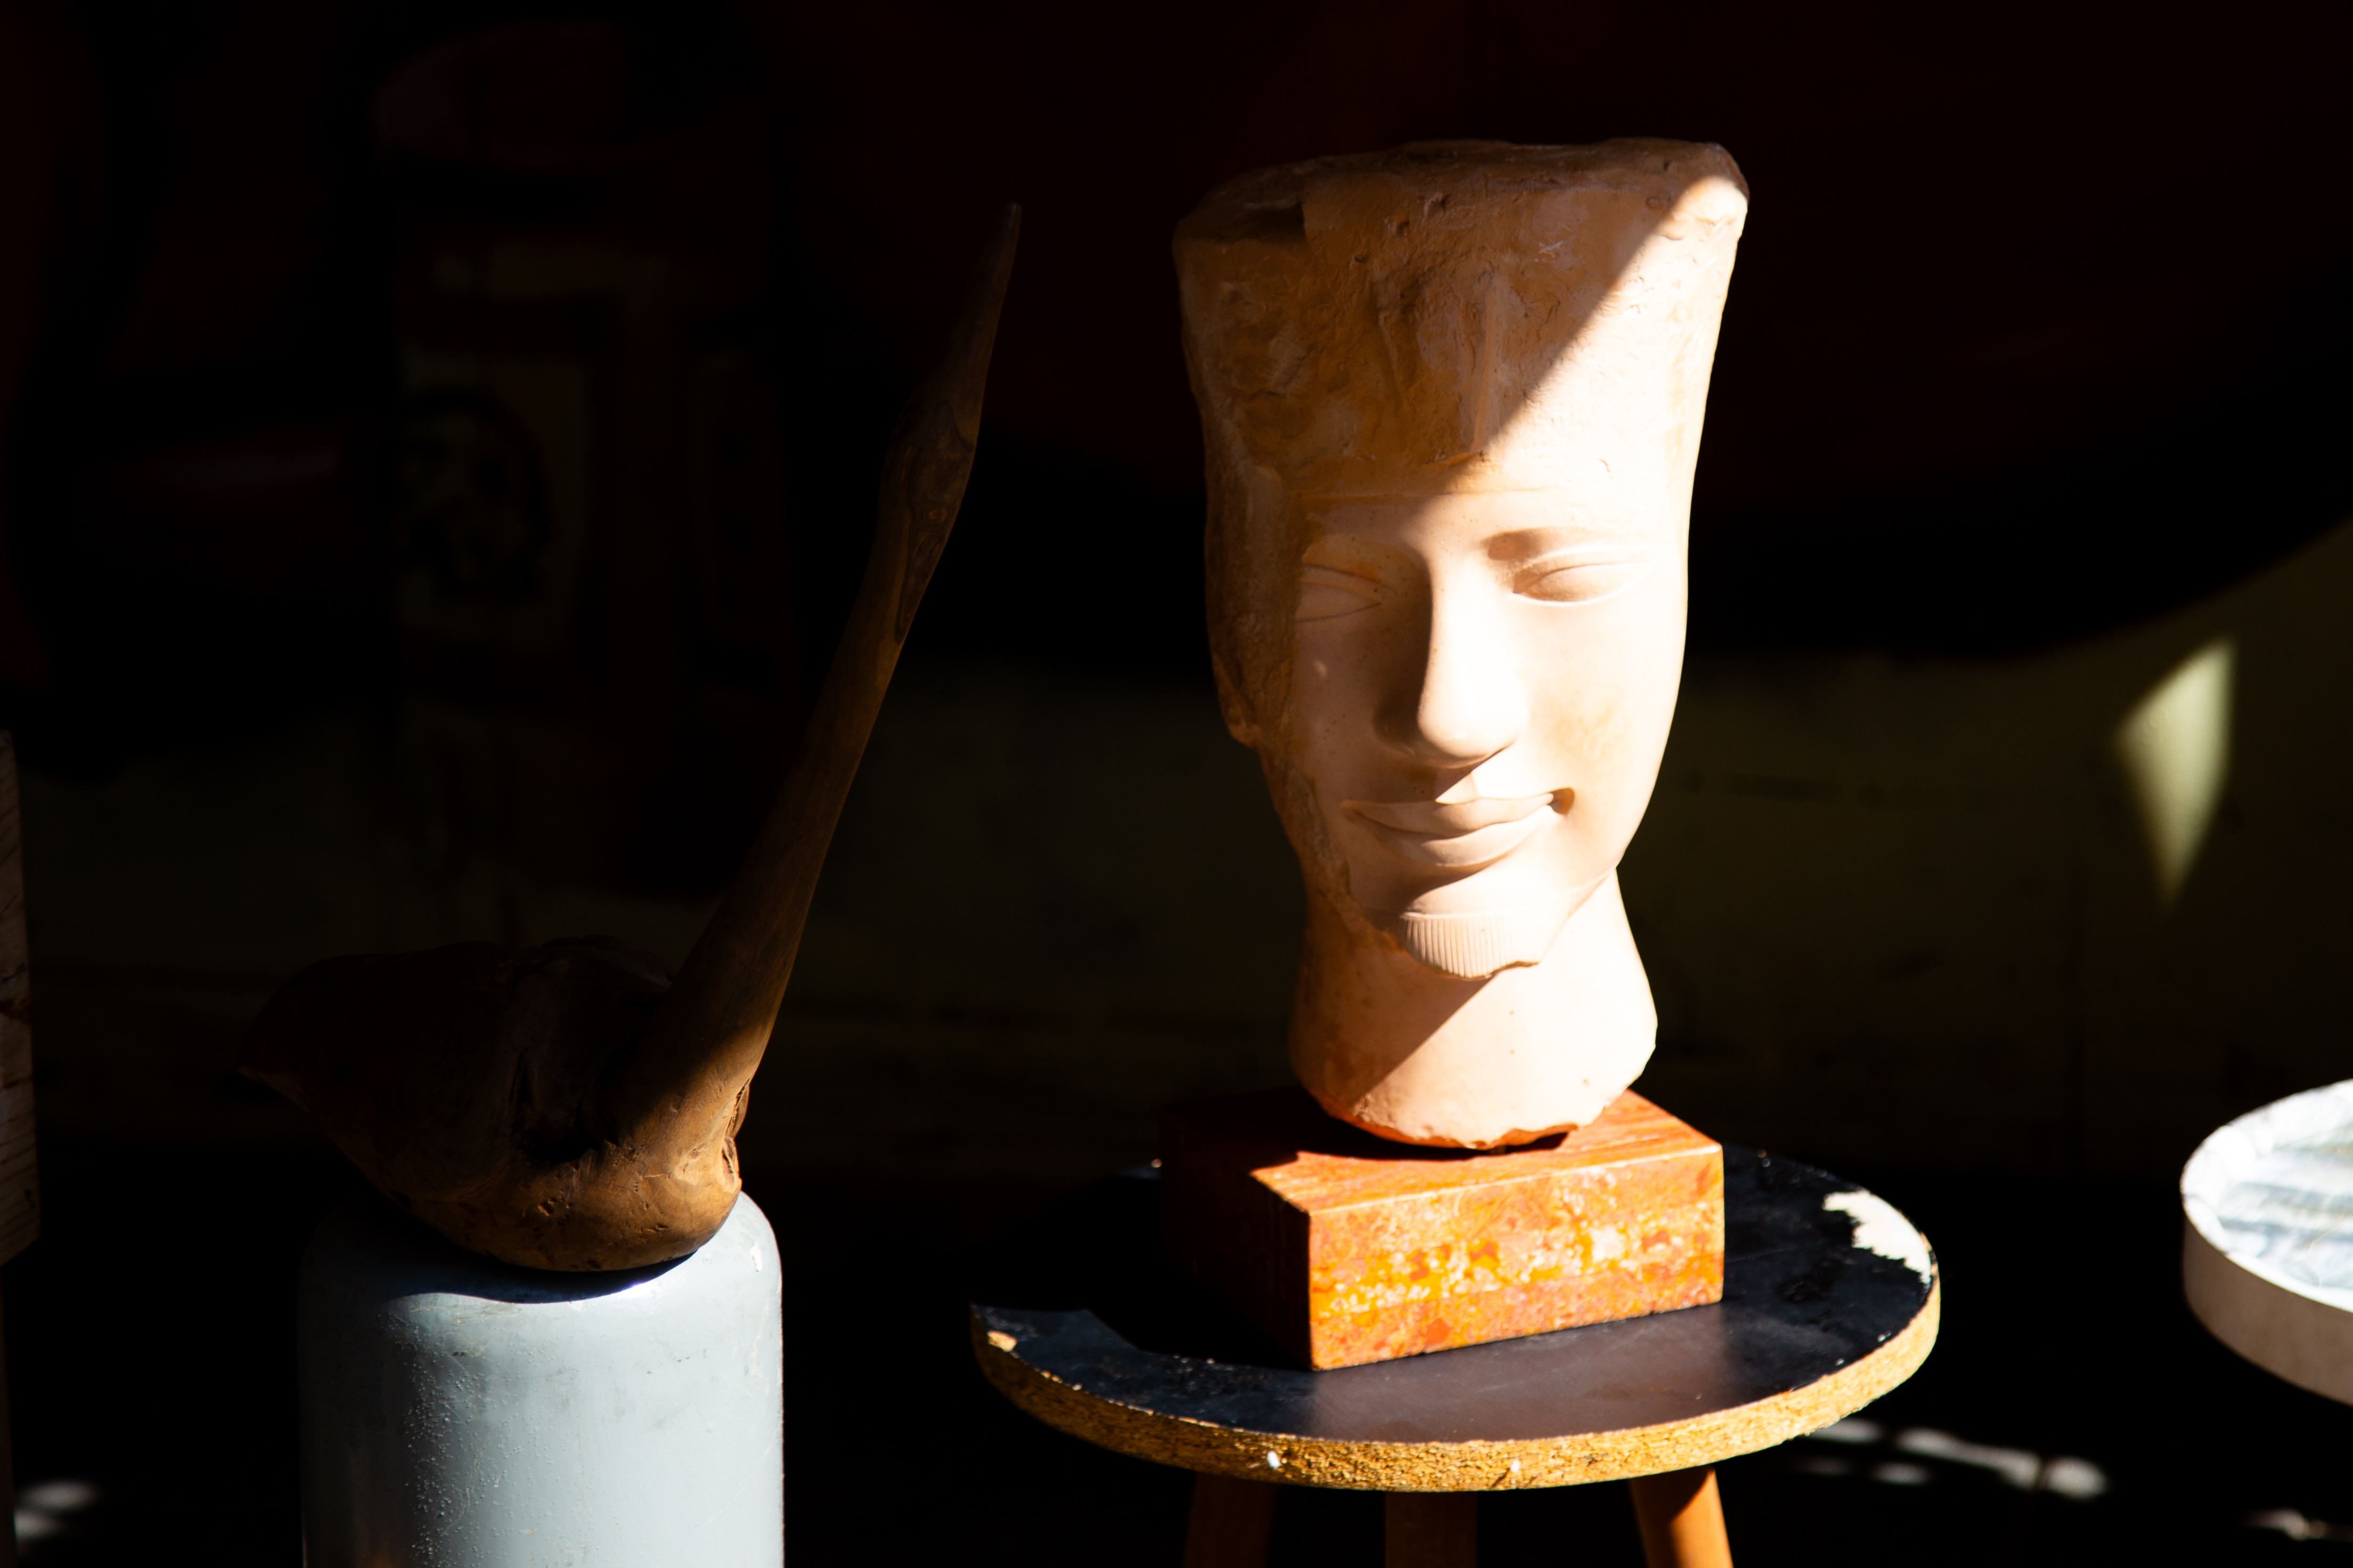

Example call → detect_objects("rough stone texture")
1164 1086 1722 1368
1177 142 1746 1148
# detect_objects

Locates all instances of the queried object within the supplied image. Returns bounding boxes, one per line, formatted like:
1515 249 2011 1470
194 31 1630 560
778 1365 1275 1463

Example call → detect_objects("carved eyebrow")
1484 527 1648 562
1300 559 1383 584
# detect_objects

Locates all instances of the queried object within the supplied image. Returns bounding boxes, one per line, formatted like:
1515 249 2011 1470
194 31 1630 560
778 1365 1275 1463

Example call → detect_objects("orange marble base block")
1162 1087 1723 1370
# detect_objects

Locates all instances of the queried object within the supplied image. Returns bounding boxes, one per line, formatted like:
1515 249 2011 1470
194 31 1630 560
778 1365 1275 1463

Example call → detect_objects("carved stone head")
1178 140 1746 1147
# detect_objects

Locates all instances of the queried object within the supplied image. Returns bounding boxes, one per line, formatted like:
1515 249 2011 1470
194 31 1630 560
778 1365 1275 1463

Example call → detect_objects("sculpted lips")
1343 792 1562 868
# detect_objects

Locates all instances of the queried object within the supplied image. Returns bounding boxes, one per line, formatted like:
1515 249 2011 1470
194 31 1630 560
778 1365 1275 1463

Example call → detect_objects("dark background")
2 2 2351 1563
6 1 2352 786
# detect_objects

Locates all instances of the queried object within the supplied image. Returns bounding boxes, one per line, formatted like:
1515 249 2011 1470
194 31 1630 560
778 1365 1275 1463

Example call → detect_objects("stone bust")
1176 139 1746 1148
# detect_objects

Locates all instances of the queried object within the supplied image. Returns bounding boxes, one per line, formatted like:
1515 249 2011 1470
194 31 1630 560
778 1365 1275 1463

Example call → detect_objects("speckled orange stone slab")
1162 1087 1723 1369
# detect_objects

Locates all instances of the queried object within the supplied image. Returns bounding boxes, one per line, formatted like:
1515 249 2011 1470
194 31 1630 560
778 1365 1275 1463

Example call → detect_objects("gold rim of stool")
972 1277 1938 1493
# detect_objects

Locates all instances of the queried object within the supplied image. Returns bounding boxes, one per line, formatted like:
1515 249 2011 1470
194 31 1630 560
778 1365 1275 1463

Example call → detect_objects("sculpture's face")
1273 487 1686 972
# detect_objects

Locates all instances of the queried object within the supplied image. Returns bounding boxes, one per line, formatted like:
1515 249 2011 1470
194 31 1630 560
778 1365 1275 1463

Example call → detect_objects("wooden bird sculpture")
244 208 1020 1271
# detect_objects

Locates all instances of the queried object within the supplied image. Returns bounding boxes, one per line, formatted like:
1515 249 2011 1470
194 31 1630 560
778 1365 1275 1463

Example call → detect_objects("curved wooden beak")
604 204 1022 1162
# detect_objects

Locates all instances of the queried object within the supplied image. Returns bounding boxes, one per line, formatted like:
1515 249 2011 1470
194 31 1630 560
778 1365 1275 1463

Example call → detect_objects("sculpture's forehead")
1302 490 1674 545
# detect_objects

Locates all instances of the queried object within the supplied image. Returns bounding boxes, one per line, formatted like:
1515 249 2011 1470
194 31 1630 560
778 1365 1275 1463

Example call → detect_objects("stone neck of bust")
1289 870 1657 1148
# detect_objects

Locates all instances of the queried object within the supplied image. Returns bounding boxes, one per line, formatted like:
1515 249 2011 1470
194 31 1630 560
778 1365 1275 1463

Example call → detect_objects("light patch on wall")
2115 637 2234 906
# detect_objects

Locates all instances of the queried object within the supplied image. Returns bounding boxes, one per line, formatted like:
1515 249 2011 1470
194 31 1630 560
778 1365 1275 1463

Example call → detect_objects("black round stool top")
968 1147 1938 1491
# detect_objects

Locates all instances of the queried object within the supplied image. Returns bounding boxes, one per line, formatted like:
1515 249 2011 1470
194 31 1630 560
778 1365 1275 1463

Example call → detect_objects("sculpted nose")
1379 588 1527 767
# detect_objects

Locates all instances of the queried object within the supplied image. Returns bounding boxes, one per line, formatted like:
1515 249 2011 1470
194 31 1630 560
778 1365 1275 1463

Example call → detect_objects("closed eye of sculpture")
243 209 1020 1272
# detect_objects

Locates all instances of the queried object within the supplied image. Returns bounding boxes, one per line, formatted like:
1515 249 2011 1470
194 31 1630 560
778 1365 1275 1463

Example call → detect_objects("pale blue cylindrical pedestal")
297 1193 783 1567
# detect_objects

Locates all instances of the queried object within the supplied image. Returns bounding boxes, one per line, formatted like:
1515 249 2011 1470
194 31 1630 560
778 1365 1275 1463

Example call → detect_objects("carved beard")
1368 893 1578 981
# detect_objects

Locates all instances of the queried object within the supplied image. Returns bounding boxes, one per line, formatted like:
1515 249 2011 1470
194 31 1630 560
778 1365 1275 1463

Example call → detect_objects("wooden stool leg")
1628 1467 1731 1568
1183 1473 1279 1568
1385 1492 1476 1568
